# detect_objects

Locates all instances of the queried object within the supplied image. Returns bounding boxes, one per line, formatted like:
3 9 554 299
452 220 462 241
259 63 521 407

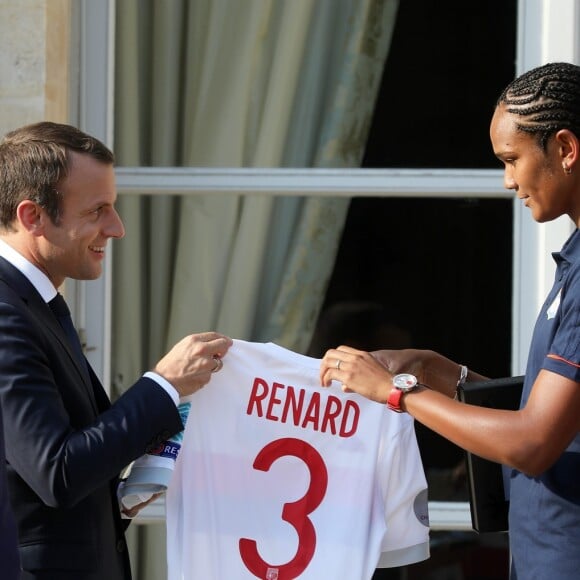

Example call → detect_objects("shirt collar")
0 239 58 302
552 227 580 266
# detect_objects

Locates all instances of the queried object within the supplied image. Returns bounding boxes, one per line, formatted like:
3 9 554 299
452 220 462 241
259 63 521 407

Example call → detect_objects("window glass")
110 0 517 577
364 0 517 168
312 197 513 579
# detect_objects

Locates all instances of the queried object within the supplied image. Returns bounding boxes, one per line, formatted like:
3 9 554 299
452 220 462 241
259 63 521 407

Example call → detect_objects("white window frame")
73 0 580 529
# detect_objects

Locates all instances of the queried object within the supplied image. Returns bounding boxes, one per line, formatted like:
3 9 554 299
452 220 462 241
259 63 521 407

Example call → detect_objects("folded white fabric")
120 400 191 510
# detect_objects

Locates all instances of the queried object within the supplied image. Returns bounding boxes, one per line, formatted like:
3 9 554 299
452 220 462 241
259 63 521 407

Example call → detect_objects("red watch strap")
386 387 405 413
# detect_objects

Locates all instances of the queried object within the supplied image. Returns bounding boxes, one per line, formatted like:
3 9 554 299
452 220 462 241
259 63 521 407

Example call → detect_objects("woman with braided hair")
320 61 580 579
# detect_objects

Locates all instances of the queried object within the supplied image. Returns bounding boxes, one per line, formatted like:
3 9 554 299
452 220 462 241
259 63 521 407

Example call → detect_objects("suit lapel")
0 258 99 414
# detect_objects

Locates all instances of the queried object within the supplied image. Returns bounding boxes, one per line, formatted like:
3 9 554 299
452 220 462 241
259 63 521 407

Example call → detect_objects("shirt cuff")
143 371 180 406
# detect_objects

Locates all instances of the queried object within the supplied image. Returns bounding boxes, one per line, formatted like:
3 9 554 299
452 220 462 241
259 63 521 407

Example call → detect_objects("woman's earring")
563 163 572 175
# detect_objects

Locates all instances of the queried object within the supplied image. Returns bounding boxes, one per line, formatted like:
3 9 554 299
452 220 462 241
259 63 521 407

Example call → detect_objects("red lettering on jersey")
239 438 328 578
266 382 284 420
301 391 321 431
320 395 341 435
280 386 305 426
246 377 269 416
339 400 359 437
246 377 360 437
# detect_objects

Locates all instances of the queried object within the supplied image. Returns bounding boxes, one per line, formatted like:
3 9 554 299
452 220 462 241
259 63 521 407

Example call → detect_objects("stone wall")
0 0 69 137
0 0 47 135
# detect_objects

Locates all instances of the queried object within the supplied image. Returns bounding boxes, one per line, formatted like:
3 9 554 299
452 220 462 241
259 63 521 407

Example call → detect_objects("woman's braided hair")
497 62 580 150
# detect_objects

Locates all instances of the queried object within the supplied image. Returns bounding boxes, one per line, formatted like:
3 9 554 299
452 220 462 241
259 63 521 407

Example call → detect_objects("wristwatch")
387 373 420 413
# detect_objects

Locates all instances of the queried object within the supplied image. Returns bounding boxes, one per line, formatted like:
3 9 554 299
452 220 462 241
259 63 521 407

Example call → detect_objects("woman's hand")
320 345 395 403
320 347 469 402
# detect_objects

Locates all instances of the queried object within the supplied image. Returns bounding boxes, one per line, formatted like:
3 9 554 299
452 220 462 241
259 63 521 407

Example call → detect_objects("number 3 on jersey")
239 437 329 579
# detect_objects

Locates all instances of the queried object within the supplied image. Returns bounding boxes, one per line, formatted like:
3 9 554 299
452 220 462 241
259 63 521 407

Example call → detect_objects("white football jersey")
166 340 429 580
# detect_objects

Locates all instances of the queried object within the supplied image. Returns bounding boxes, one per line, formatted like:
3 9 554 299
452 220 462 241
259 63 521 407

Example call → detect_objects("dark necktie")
48 293 87 368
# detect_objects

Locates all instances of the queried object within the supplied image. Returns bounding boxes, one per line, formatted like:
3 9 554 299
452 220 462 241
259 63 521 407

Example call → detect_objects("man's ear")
16 200 45 235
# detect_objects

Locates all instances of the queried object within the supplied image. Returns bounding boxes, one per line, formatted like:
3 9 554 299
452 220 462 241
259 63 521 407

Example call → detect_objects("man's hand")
121 492 163 519
154 332 233 398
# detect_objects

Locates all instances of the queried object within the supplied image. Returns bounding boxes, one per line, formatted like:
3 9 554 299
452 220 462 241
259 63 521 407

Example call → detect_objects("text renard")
246 377 360 438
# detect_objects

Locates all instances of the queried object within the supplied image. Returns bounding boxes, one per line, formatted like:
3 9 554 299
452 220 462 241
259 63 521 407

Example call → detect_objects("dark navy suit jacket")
0 405 20 579
0 257 183 579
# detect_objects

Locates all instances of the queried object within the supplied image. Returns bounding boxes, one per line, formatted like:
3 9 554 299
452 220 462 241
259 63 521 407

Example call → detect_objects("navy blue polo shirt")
509 228 580 579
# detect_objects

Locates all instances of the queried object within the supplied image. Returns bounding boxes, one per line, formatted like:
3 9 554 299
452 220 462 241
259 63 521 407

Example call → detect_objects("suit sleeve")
0 300 183 508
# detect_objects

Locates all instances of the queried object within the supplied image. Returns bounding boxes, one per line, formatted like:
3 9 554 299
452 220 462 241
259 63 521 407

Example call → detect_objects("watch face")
392 373 418 391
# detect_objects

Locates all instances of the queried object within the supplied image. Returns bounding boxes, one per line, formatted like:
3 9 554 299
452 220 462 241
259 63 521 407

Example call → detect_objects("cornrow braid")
496 62 580 150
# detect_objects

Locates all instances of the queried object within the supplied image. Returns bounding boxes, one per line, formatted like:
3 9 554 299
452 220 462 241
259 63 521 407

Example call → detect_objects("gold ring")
336 359 342 370
211 356 223 373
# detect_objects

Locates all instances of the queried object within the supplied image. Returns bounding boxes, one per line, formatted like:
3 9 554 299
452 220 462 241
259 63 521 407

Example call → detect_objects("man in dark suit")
0 122 232 579
0 406 20 579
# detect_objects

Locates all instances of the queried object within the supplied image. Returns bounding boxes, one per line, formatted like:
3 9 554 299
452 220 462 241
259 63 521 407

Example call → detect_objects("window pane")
311 198 512 380
363 0 517 169
114 0 516 170
310 196 513 578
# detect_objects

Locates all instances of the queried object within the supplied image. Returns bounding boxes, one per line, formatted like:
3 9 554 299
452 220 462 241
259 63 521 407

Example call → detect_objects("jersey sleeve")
543 268 580 382
376 416 430 568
